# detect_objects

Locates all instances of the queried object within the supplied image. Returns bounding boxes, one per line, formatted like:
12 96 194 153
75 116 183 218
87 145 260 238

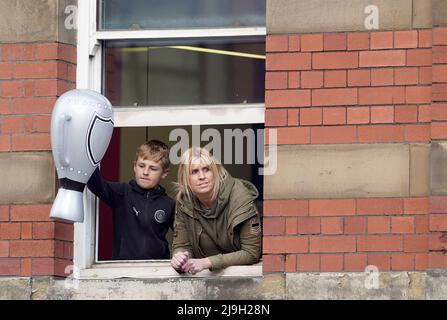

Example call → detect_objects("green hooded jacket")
172 174 262 270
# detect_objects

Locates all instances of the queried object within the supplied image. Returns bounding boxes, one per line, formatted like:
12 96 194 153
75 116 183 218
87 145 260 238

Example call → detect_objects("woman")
171 147 262 275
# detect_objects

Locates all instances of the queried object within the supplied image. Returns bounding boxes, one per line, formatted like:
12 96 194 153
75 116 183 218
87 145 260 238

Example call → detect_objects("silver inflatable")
49 89 114 223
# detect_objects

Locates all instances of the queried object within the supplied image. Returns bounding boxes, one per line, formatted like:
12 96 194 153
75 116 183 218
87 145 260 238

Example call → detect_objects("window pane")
98 0 266 30
103 37 265 107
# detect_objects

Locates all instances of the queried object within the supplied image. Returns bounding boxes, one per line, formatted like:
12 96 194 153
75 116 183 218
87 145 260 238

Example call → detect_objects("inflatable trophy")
49 89 114 223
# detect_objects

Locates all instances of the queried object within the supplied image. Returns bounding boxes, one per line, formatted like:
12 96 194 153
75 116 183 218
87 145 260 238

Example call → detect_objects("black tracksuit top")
87 168 175 260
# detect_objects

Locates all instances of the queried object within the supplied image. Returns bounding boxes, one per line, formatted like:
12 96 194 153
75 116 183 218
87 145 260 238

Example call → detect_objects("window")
74 0 265 278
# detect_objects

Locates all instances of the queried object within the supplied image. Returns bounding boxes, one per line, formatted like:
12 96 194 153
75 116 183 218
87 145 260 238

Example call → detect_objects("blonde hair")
177 147 228 203
135 140 170 170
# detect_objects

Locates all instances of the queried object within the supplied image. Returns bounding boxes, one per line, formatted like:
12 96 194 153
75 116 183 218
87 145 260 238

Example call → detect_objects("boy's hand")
182 258 212 275
171 251 190 271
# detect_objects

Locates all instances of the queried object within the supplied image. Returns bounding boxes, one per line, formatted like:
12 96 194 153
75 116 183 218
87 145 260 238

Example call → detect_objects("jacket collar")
129 180 166 199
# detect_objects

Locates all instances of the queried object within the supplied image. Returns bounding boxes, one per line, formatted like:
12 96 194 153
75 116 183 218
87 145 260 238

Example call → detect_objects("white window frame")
73 0 265 279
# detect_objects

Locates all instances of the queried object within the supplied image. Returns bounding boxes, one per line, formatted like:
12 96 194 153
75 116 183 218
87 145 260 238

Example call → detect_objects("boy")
87 140 175 260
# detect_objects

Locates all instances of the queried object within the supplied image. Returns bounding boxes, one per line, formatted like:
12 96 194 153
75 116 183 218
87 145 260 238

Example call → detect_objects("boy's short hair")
135 140 170 171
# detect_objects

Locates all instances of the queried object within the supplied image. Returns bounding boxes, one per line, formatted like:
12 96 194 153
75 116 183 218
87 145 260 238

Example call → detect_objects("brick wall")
263 28 444 272
0 42 76 276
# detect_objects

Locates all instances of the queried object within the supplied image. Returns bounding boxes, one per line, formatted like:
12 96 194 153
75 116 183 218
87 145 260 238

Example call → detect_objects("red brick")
0 241 9 257
263 217 286 235
404 235 428 253
391 217 414 234
287 109 299 126
404 124 430 142
54 222 74 241
297 217 321 235
54 258 74 277
32 115 51 133
265 109 287 127
0 98 12 115
407 49 432 66
367 217 390 234
357 198 403 215
67 65 77 82
367 254 391 271
431 122 447 139
394 31 418 49
301 34 323 52
433 46 447 63
0 135 11 152
21 223 32 239
300 107 322 125
433 83 447 101
312 88 357 106
357 125 405 143
11 97 56 114
429 252 447 269
391 253 415 270
24 80 34 97
263 236 308 253
321 217 343 234
0 223 21 240
433 65 447 83
347 107 370 124
34 79 58 96
359 87 405 105
344 254 367 271
14 61 58 79
31 258 54 276
11 204 52 222
54 241 64 258
418 30 432 48
419 67 432 85
21 258 31 276
266 89 311 107
313 52 358 69
0 206 9 222
0 63 14 79
309 199 356 217
276 127 310 144
1 116 31 133
285 254 297 272
371 68 394 86
404 197 430 214
431 196 447 213
320 254 343 271
266 35 289 52
57 81 75 96
311 126 357 144
358 235 403 252
288 35 300 52
58 44 77 64
323 33 347 51
394 105 418 123
33 222 55 239
264 200 309 217
63 242 73 260
286 217 298 235
11 133 51 151
297 254 320 271
344 217 367 234
347 32 370 50
415 216 429 234
430 214 447 231
324 70 346 88
288 72 300 88
0 258 21 276
1 80 25 97
418 105 431 122
371 106 394 123
347 69 371 87
266 53 311 70
2 44 35 61
35 43 58 60
301 71 323 89
9 240 54 257
322 107 346 125
370 31 393 49
310 236 356 253
360 50 406 67
415 253 428 270
395 68 419 85
430 104 447 120
433 27 447 45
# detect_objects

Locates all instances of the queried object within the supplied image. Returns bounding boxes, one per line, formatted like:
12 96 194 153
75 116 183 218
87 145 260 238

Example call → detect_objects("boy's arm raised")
86 167 123 207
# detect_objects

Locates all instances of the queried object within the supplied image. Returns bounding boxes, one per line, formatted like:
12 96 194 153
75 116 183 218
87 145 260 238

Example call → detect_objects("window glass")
103 37 265 107
98 0 266 30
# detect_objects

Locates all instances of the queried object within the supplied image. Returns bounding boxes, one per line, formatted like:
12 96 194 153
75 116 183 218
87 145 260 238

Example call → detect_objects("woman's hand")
182 258 212 275
171 251 190 271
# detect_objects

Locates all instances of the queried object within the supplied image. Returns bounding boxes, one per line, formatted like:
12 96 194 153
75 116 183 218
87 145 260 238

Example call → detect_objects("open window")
74 0 266 279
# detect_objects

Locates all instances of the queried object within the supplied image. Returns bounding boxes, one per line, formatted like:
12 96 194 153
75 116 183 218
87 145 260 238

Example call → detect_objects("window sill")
76 261 262 280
